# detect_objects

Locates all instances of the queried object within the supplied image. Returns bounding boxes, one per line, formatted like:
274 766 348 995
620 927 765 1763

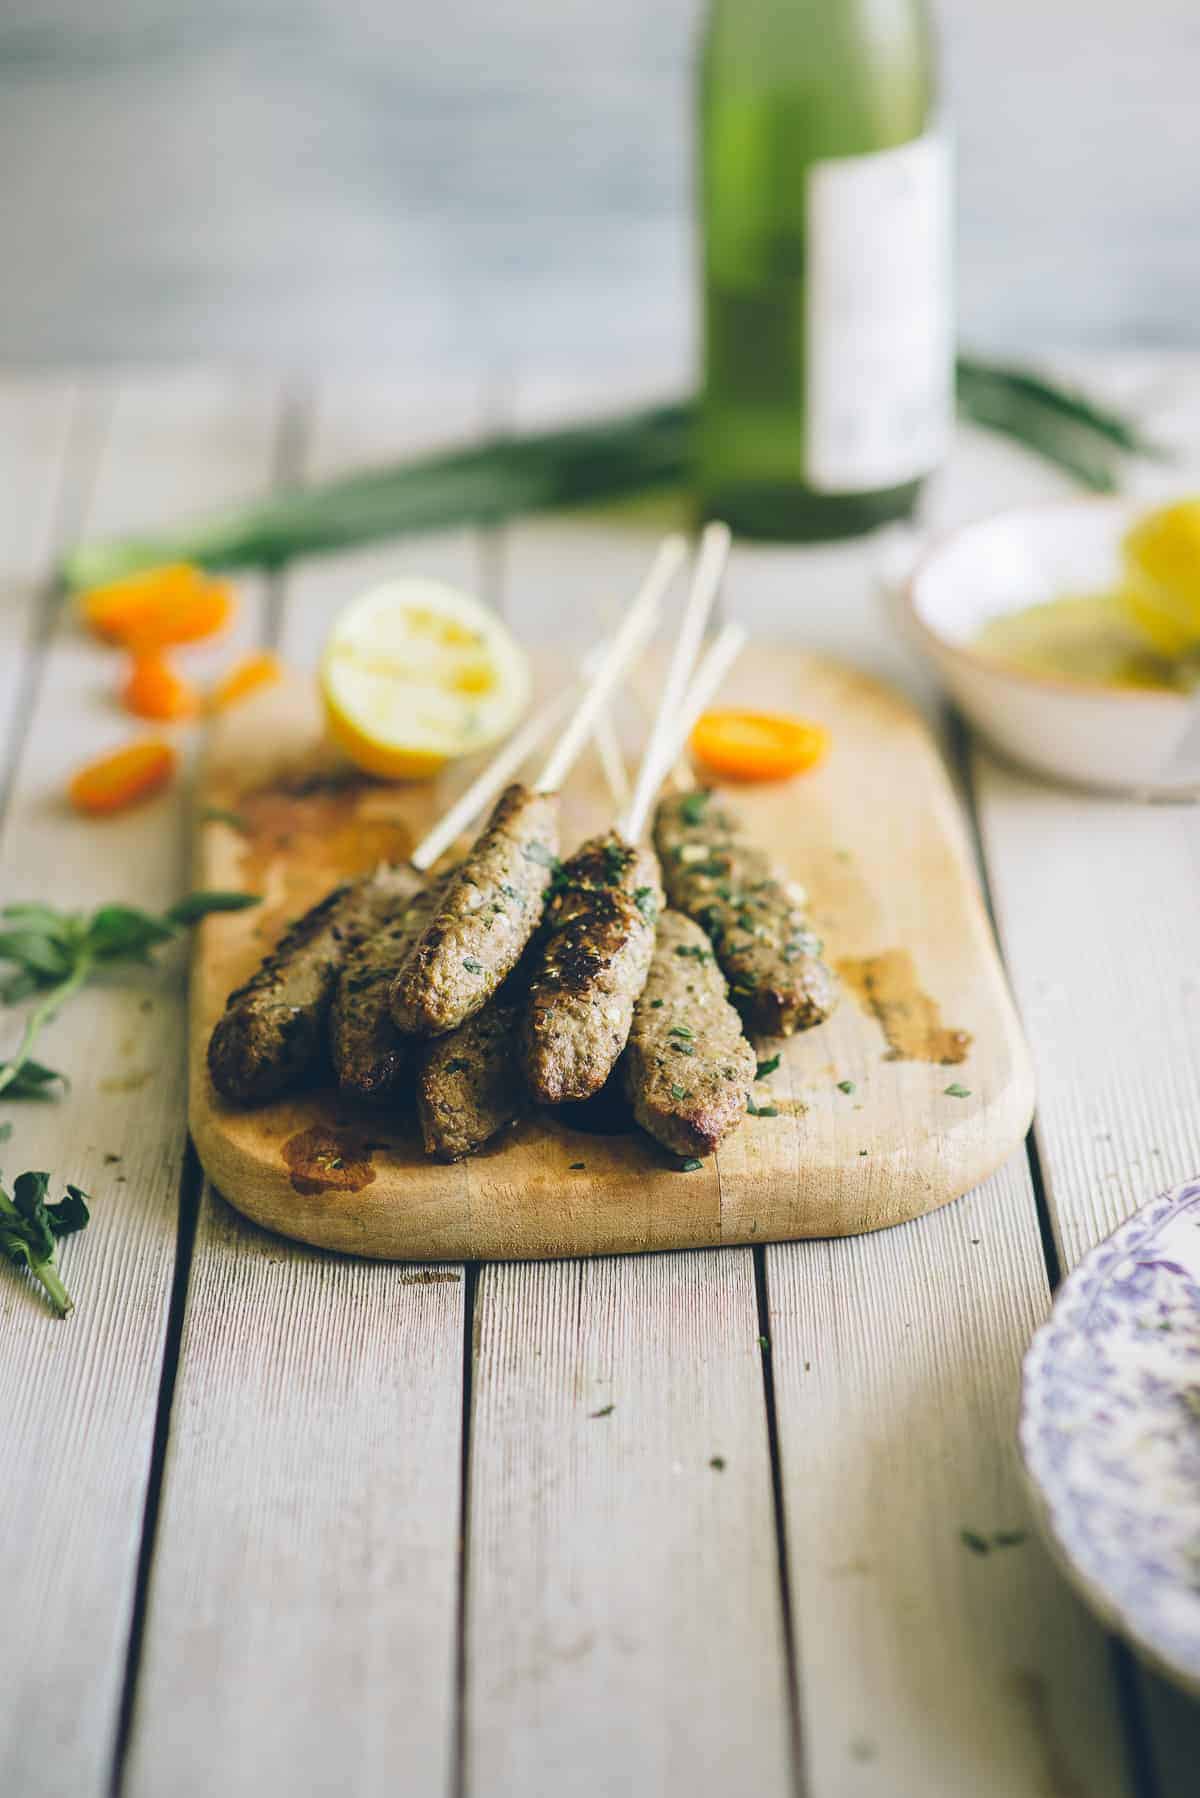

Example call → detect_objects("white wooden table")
3 362 1200 1798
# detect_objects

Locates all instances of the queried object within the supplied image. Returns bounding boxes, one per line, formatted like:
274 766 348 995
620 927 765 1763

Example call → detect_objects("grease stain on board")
836 949 972 1065
281 1126 377 1195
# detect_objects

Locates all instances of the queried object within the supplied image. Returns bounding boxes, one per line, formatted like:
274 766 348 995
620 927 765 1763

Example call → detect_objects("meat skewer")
388 535 687 1041
208 639 615 1106
207 862 424 1105
522 527 743 1106
653 789 838 1036
621 909 756 1158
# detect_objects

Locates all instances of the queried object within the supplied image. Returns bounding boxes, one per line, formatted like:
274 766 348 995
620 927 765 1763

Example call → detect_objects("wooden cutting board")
188 648 1034 1260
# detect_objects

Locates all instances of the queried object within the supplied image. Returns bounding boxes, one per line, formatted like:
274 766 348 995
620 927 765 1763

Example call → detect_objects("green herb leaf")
85 905 177 961
670 1083 686 1101
668 1024 694 1039
679 1158 703 1172
0 1059 69 1099
590 1403 614 1418
0 928 75 978
755 1104 778 1118
944 1083 971 1099
462 957 484 975
670 1041 695 1056
678 792 710 826
960 1529 990 1556
569 1162 585 1171
0 1171 91 1316
165 891 262 927
633 885 658 922
649 997 663 1009
709 1455 726 1471
756 1054 780 1081
837 1079 856 1095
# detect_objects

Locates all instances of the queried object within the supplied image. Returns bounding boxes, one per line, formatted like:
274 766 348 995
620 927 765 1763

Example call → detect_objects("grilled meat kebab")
654 789 837 1036
330 873 452 1101
417 995 530 1161
390 784 558 1038
207 863 422 1104
522 831 664 1105
621 910 756 1158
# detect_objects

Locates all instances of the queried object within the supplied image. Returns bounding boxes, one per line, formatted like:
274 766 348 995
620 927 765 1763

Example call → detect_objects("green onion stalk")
63 358 1168 591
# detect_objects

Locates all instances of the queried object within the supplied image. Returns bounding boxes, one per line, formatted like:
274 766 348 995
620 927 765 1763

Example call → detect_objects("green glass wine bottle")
698 0 951 540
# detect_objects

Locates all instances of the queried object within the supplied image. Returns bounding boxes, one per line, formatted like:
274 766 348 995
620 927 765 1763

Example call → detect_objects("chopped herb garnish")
756 1054 780 1081
569 1162 585 1170
590 1403 614 1418
944 1083 971 1098
678 791 710 825
601 842 634 884
668 1024 694 1039
837 1079 856 1095
679 1158 703 1172
709 1455 726 1471
675 944 714 963
522 841 560 871
992 1529 1026 1549
670 1083 686 1101
462 957 484 974
758 1335 769 1350
670 1042 695 1056
858 1149 868 1156
960 1529 991 1556
649 997 664 1009
755 1104 778 1118
500 883 521 902
633 886 658 922
444 1058 471 1074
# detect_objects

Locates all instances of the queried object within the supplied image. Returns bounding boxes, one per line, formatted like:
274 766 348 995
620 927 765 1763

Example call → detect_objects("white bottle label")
805 132 952 494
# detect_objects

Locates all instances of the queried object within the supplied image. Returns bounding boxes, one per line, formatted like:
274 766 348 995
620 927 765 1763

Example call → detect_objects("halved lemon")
1123 498 1200 658
321 577 532 779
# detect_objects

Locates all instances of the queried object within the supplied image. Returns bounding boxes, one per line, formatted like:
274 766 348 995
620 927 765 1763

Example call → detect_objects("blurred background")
3 0 1198 372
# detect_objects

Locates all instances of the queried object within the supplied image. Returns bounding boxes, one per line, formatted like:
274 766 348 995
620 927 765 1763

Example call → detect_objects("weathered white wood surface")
448 413 794 1796
5 362 1200 1797
123 376 484 1798
0 373 280 1798
972 746 1200 1784
465 1254 794 1798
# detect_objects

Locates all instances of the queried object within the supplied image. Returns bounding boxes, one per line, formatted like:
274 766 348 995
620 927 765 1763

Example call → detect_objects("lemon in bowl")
321 577 532 779
1122 499 1200 659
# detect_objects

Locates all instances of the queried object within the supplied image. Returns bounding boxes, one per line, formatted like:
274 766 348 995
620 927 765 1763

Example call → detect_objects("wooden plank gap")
106 1141 204 1798
754 1246 808 1798
452 1262 481 1798
262 371 314 648
1109 1641 1167 1798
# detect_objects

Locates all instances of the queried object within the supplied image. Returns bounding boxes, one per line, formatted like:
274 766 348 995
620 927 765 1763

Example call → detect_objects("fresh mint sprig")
0 1171 91 1317
0 891 259 1099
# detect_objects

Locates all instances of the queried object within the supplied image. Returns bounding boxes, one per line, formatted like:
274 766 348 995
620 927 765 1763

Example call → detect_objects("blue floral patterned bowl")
1020 1179 1200 1695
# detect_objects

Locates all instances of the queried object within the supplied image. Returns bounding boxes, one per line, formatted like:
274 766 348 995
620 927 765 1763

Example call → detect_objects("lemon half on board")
321 578 532 779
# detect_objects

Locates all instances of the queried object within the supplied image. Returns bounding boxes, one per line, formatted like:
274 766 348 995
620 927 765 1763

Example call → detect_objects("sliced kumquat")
121 652 200 722
210 650 283 710
690 709 830 782
68 740 177 816
80 563 236 650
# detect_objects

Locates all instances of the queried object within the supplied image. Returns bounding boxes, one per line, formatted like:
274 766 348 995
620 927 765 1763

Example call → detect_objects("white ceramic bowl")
903 500 1200 797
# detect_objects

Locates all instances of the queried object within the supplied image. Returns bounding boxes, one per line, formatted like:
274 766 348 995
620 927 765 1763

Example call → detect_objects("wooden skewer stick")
621 621 747 843
535 533 687 794
621 521 731 841
409 535 684 871
409 688 575 874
